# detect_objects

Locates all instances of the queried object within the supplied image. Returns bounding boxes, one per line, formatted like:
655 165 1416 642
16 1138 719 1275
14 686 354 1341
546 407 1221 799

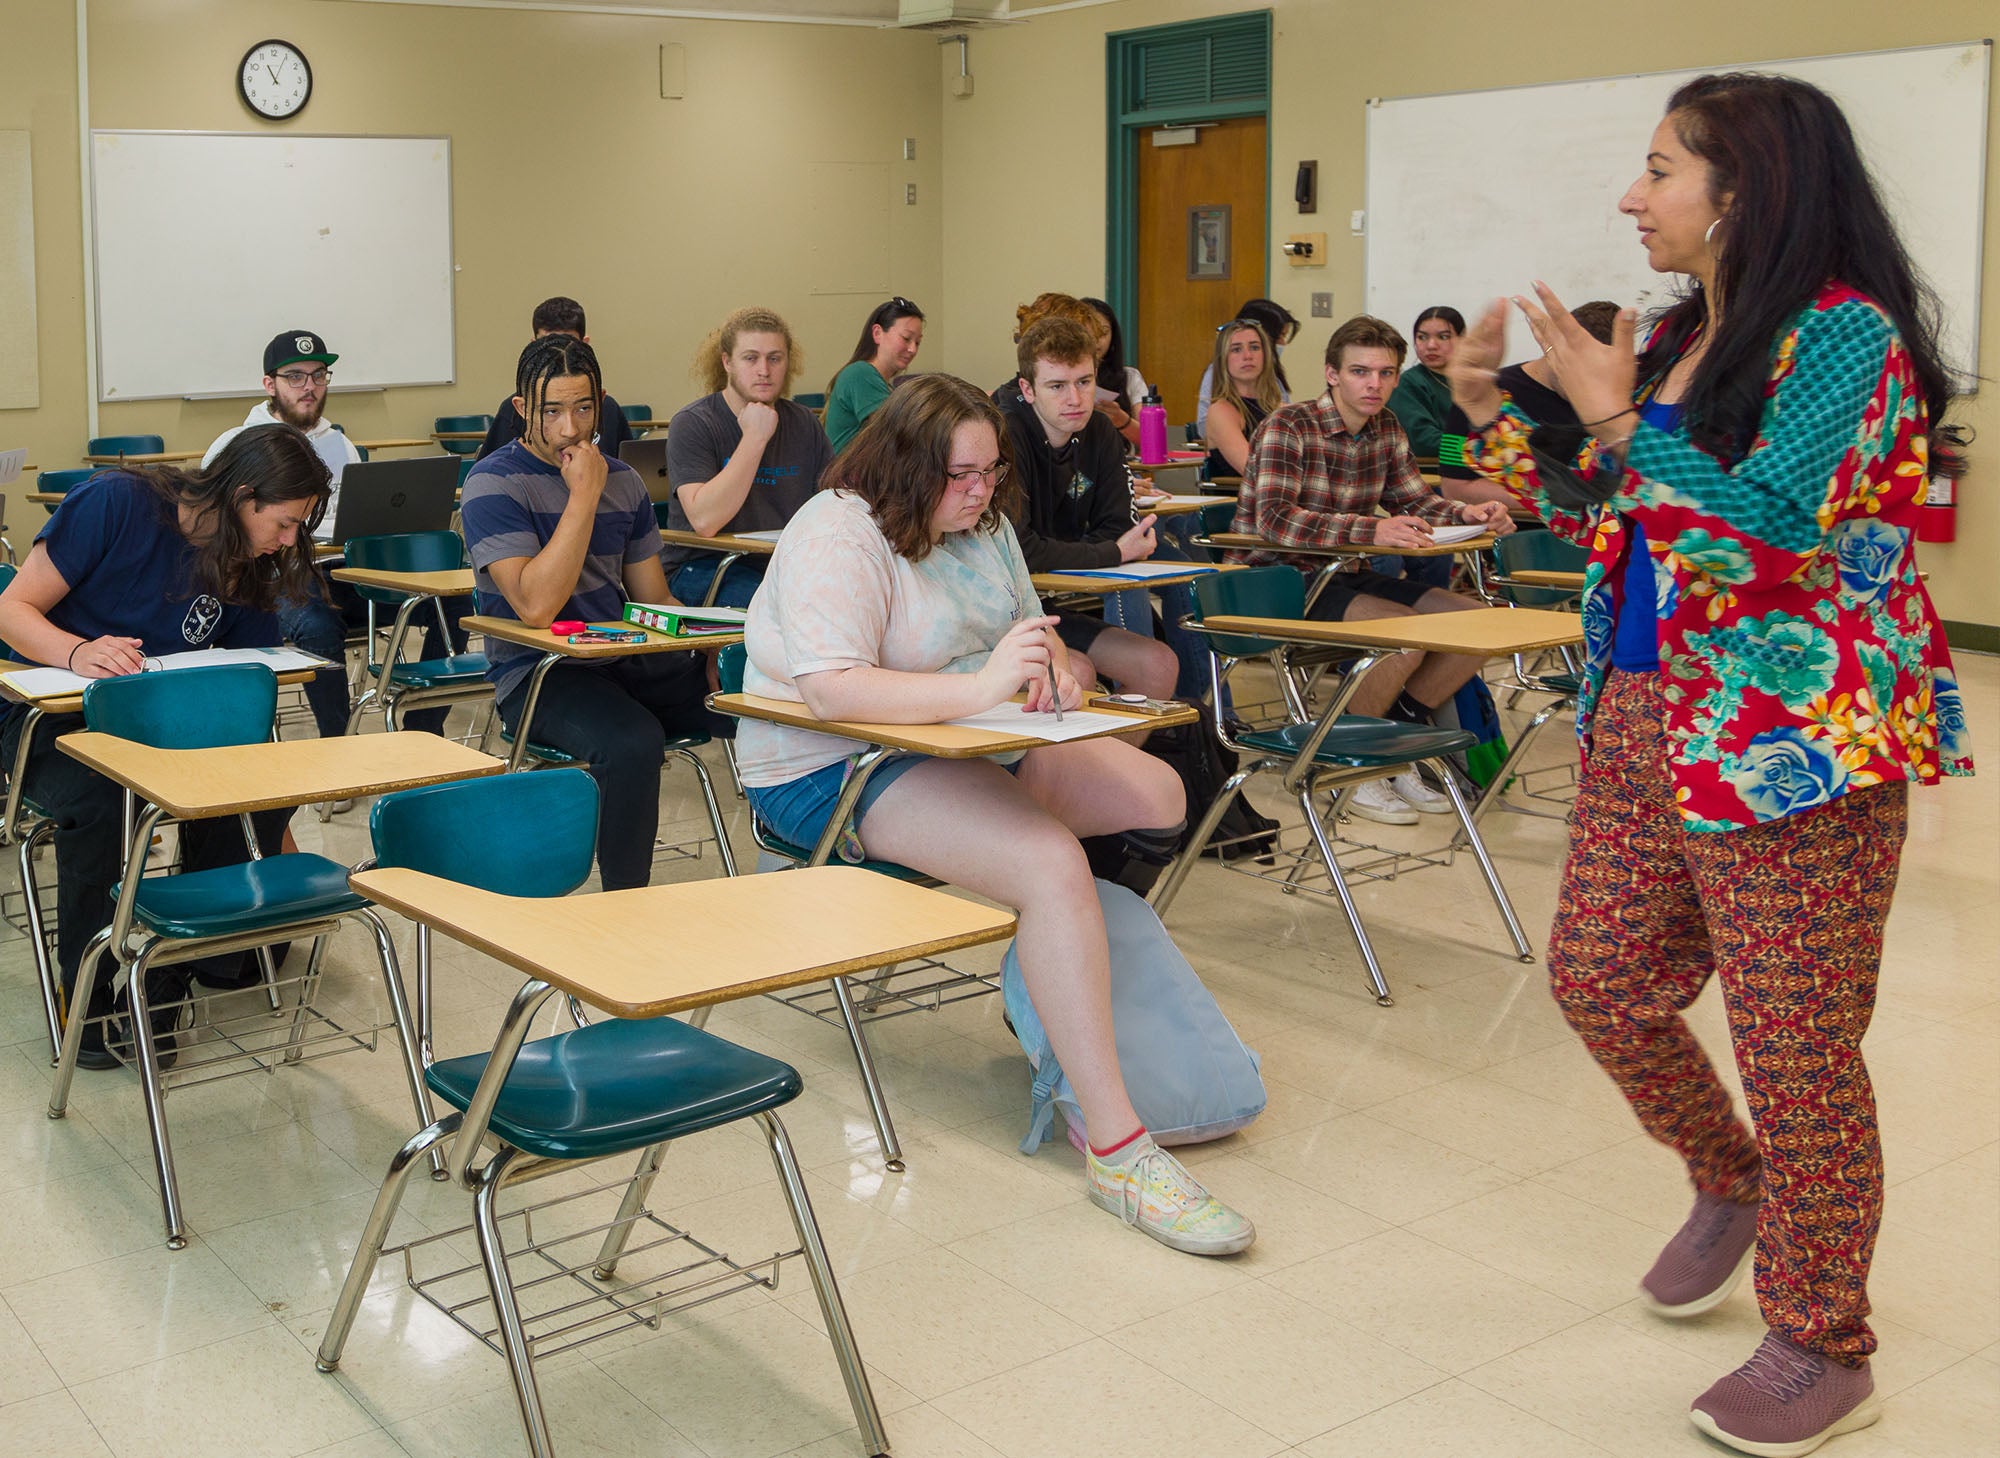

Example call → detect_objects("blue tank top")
1610 399 1682 672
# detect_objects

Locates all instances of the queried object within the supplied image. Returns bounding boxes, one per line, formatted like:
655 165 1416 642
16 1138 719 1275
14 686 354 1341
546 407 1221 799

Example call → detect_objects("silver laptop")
327 455 462 546
1148 461 1205 496
618 438 676 504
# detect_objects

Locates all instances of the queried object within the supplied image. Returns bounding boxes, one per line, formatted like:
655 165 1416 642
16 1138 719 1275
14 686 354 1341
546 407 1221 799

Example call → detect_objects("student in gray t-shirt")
662 307 834 608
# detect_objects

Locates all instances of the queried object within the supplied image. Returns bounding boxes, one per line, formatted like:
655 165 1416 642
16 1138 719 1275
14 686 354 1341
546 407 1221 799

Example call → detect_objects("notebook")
325 456 461 546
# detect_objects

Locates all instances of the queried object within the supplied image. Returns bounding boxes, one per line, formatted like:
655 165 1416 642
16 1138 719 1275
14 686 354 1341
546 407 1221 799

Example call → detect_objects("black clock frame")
237 38 313 121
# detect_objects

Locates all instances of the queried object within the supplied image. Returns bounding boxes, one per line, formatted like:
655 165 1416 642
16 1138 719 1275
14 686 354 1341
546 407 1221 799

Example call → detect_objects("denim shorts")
747 753 1018 861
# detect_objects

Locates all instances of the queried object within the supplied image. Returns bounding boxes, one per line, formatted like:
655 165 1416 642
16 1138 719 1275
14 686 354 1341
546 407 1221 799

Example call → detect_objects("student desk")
657 528 776 607
431 431 486 443
47 730 503 1245
351 438 438 452
330 566 475 598
1200 530 1497 613
82 450 203 466
27 492 68 506
1504 569 1586 591
1137 494 1237 516
1030 563 1237 596
709 690 1190 1168
622 419 666 434
463 614 743 773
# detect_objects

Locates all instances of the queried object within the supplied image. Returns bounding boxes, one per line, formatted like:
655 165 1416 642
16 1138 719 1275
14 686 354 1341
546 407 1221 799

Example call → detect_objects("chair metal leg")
1298 784 1395 1007
759 1110 891 1457
1454 696 1572 840
473 1149 557 1458
18 820 60 1062
353 909 446 1179
591 1141 671 1280
315 1113 462 1371
668 745 738 877
830 976 903 1171
280 935 329 1063
48 927 114 1114
1150 766 1255 917
1436 762 1535 963
721 737 744 798
124 941 190 1247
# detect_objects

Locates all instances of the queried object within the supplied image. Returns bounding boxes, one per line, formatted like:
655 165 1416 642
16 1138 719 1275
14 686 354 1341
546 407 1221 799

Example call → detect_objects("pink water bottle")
1138 390 1168 465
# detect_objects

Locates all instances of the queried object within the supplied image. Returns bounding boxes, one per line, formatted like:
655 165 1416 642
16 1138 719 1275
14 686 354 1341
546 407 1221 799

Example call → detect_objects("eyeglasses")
274 368 330 387
945 462 1009 488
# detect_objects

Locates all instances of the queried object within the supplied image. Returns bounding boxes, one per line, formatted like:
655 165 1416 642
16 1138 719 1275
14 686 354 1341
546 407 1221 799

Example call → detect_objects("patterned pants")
1550 671 1907 1364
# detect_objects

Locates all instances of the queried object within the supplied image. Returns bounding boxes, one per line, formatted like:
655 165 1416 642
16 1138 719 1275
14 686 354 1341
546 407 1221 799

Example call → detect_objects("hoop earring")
1704 218 1722 251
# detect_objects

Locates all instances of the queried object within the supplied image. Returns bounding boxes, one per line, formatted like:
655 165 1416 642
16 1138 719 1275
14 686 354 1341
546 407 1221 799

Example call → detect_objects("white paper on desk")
734 528 785 543
1425 523 1490 546
0 448 24 487
1059 562 1220 580
0 645 331 700
943 706 1140 743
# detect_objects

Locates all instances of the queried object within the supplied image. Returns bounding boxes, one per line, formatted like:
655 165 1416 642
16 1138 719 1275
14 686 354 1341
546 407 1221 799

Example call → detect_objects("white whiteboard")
90 132 455 401
1365 43 1990 390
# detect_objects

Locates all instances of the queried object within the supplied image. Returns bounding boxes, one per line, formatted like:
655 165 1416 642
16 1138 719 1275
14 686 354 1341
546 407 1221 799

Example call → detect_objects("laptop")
618 438 676 504
325 455 462 546
1147 461 1205 496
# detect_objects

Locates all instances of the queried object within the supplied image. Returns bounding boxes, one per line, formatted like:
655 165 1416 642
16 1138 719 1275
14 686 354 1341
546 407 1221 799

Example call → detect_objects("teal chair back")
82 663 278 750
87 435 164 457
433 415 492 457
620 404 654 428
39 468 96 494
717 642 746 694
1191 565 1306 658
344 530 467 606
1494 530 1587 608
791 392 827 411
1183 502 1238 563
370 767 597 899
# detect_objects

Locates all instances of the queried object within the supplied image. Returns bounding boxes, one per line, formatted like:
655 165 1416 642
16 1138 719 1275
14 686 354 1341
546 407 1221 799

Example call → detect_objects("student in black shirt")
477 297 633 462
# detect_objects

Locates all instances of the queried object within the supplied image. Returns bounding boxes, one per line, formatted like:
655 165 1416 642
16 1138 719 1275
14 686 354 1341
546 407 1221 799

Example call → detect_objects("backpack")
1079 715 1277 893
1002 880 1266 1154
1428 675 1510 790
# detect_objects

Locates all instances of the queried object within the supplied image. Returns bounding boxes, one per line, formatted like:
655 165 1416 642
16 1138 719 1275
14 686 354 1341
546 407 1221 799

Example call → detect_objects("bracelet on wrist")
1578 407 1638 430
67 641 84 671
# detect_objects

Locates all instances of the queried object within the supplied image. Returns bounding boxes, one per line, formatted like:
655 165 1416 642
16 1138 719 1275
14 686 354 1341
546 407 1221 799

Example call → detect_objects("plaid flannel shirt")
1228 395 1470 575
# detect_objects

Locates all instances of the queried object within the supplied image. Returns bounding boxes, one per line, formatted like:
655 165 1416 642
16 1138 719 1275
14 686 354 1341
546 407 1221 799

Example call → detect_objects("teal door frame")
1105 10 1274 361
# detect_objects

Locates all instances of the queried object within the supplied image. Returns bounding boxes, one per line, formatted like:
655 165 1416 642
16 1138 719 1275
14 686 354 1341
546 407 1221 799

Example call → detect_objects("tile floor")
0 656 1992 1458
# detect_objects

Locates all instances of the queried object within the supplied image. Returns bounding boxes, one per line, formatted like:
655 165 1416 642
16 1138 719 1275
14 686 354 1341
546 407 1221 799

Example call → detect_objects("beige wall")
4 0 942 468
942 0 2000 631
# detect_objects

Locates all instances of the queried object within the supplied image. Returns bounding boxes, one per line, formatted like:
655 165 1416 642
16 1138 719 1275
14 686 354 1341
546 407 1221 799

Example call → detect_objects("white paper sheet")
735 529 785 542
0 644 331 701
1057 562 1220 581
1426 523 1491 546
942 705 1141 743
0 448 25 487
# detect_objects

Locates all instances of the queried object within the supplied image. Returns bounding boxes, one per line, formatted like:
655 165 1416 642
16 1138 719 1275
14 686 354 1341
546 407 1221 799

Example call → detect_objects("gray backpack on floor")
1003 880 1266 1154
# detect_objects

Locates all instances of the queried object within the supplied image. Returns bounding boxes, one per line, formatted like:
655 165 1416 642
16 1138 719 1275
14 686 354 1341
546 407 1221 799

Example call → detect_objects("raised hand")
1514 281 1639 433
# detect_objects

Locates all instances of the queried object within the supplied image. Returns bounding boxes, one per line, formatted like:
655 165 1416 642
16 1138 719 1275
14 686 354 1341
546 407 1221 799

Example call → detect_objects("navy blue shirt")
459 441 661 702
1610 400 1683 672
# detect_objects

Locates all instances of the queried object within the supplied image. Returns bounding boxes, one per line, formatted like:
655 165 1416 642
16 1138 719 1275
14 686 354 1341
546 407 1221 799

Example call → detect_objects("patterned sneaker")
1389 770 1453 815
1347 778 1418 826
1086 1135 1255 1257
1644 1191 1760 1317
1690 1332 1880 1457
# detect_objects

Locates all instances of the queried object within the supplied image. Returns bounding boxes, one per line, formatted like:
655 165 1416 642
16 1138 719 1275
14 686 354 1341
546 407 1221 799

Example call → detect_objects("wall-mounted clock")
238 40 312 121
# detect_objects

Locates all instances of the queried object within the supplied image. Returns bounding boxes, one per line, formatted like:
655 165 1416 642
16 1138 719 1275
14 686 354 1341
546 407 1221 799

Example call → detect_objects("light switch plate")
905 182 917 205
1311 292 1333 318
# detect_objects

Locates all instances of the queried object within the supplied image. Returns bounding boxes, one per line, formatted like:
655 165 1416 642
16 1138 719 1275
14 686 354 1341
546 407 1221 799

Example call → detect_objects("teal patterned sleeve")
1612 300 1894 587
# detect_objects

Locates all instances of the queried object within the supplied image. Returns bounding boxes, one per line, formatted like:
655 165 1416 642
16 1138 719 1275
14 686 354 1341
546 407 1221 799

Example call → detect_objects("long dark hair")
828 297 925 397
138 425 330 612
1082 297 1135 413
829 373 1019 562
1637 73 1958 468
514 333 602 448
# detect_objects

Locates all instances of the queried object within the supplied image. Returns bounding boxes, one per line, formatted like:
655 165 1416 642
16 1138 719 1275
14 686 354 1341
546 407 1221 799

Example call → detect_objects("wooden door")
1135 116 1267 437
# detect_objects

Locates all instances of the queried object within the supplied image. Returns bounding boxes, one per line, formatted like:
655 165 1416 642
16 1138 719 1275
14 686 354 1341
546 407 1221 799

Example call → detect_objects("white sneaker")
1390 770 1453 815
1347 778 1418 825
1086 1135 1255 1256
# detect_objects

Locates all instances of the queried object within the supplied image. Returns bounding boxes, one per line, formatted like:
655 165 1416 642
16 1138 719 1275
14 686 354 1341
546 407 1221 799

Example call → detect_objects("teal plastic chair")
86 434 164 457
37 467 96 513
791 392 827 411
1151 567 1532 1005
433 414 492 457
620 403 654 435
45 664 430 1246
1491 530 1588 610
342 531 490 734
315 769 889 1458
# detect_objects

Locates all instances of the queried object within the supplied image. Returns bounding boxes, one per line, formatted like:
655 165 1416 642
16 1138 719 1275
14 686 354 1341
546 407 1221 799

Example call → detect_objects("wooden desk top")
1031 564 1233 596
657 528 778 556
27 492 65 505
57 730 502 819
331 566 475 596
349 865 1014 1019
1202 607 1585 656
711 691 1189 757
1205 532 1496 559
351 438 436 451
1506 569 1586 590
82 450 203 466
463 614 741 658
1137 495 1236 516
624 420 665 432
431 431 486 442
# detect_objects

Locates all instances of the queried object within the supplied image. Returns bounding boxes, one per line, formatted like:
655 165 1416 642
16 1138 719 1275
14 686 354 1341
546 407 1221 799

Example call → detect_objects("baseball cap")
264 331 339 375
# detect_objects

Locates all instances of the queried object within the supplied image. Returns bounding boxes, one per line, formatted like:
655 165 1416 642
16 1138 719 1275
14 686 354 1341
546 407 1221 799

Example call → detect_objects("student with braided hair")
460 334 728 891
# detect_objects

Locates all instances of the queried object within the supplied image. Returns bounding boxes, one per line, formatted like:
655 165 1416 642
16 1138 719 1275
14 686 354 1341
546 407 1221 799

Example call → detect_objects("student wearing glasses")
823 297 925 452
738 372 1254 1258
0 428 333 1069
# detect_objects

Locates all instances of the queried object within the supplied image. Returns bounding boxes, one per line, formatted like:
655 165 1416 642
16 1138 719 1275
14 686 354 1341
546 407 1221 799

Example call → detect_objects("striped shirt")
460 440 661 702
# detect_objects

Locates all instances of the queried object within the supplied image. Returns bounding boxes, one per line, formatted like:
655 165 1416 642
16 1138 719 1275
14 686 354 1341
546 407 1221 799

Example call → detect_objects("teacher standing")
1452 73 1970 1457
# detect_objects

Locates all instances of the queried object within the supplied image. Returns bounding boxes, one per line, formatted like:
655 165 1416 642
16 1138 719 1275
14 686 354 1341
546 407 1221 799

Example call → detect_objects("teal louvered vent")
1124 15 1269 115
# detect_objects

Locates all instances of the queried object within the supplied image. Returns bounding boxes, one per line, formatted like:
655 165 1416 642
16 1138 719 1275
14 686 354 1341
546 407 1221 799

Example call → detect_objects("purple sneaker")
1643 1191 1759 1317
1690 1332 1880 1457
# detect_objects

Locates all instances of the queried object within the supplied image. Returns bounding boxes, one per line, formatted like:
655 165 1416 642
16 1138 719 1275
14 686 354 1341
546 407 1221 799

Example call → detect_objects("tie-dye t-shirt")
737 489 1043 787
